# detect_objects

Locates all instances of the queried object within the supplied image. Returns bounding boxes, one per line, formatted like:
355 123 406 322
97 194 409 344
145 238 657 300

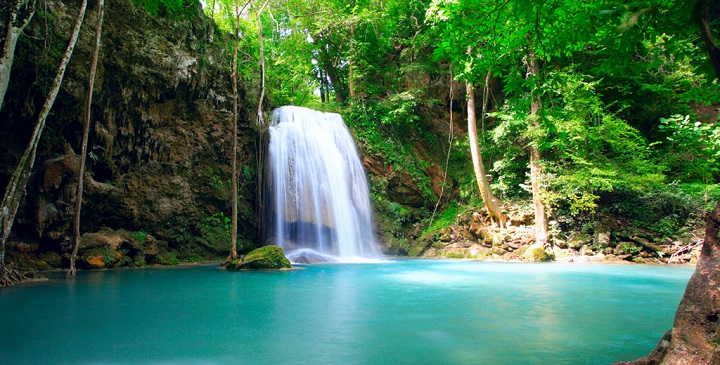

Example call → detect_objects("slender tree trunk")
68 0 104 279
526 49 548 246
254 0 269 127
313 35 347 103
253 0 270 247
319 68 326 103
227 0 242 262
480 70 490 146
1 0 87 287
429 63 455 227
0 0 36 114
348 23 356 101
467 81 506 228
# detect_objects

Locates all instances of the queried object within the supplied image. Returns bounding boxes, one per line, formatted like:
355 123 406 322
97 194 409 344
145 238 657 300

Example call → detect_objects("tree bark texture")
69 0 104 279
227 0 242 262
1 0 87 286
253 0 270 248
526 50 548 245
466 81 506 228
618 199 720 364
0 0 36 114
254 0 269 127
348 23 356 100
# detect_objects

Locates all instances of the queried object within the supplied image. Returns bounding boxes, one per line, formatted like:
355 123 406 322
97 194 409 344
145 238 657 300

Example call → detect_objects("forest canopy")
197 0 719 218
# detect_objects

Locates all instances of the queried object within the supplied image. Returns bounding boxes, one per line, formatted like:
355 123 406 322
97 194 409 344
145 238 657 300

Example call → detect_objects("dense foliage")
200 0 719 244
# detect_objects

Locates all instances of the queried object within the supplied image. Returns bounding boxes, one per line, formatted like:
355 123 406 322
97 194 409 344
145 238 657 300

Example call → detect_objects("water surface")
0 259 693 364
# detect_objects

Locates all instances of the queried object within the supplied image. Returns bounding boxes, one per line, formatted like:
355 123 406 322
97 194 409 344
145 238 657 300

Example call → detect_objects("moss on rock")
225 245 291 270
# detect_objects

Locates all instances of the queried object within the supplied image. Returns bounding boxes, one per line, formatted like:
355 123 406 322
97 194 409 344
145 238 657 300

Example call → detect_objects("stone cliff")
0 0 258 270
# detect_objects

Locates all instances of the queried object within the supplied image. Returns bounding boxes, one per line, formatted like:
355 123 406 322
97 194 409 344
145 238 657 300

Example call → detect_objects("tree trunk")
429 63 455 227
253 0 270 248
695 0 720 79
68 0 104 279
526 49 548 245
254 0 269 127
319 68 326 103
617 199 720 364
1 0 87 287
227 0 242 262
348 22 356 101
467 81 506 228
313 35 347 104
0 0 36 114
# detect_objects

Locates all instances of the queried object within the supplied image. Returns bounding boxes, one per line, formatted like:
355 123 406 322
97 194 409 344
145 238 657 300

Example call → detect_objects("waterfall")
268 106 380 263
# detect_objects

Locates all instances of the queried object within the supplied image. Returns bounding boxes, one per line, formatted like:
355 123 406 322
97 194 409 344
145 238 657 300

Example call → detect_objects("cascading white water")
268 106 380 263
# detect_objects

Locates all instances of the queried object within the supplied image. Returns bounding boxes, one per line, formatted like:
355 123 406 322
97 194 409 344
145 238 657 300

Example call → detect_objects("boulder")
553 238 568 249
16 243 39 253
568 234 592 249
614 242 640 255
226 245 291 270
580 244 595 256
523 243 554 262
467 244 491 259
80 229 125 251
594 224 611 248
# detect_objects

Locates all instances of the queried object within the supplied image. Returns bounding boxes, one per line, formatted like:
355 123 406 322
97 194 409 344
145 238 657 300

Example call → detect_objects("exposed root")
668 236 704 264
66 267 76 279
1 268 26 288
222 252 239 266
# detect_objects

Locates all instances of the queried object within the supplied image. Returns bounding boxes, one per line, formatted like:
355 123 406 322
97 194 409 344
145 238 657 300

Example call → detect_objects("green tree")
68 0 105 279
0 0 36 113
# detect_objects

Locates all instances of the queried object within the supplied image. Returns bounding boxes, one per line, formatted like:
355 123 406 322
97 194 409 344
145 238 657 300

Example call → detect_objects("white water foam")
268 106 381 263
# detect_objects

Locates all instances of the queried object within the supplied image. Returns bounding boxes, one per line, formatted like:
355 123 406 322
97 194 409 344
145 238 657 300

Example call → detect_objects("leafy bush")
346 99 436 201
132 230 148 243
198 212 233 252
422 200 461 237
600 183 708 237
132 0 195 16
654 114 720 183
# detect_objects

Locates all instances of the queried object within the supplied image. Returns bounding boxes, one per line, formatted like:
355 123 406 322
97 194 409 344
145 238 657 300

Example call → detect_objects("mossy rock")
568 234 592 249
523 243 555 262
226 245 291 270
154 249 180 265
406 243 426 257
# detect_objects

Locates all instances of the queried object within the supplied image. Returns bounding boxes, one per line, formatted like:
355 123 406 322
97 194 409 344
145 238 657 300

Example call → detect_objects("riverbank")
5 215 703 279
384 204 704 265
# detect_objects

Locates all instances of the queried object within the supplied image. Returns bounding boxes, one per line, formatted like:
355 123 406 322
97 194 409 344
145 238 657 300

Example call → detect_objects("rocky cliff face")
1 0 258 270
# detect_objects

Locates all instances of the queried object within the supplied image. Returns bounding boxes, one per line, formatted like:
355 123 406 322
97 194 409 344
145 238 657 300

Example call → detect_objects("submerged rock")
225 246 291 270
285 249 338 264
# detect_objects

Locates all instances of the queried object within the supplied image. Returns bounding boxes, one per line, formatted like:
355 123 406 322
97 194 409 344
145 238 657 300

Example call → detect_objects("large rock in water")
225 246 291 270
